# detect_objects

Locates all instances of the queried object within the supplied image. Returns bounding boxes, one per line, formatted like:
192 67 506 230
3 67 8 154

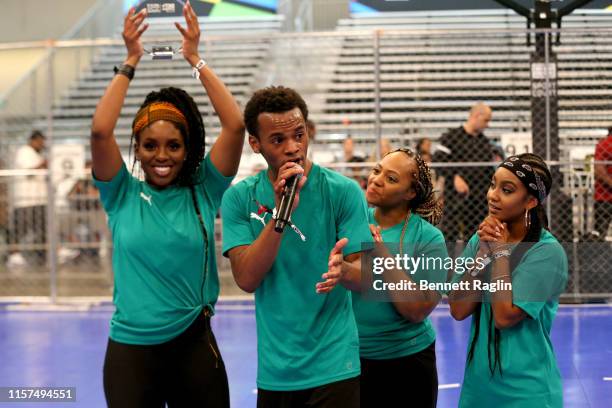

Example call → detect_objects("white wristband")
192 59 207 79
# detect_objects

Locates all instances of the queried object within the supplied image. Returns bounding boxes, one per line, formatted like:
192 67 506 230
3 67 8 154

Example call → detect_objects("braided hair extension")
130 87 206 186
466 153 552 377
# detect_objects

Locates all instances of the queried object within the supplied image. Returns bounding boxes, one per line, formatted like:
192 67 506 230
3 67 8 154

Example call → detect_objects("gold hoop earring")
524 208 531 229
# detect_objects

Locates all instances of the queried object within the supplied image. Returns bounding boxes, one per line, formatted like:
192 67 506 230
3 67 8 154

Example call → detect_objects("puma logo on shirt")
140 192 152 206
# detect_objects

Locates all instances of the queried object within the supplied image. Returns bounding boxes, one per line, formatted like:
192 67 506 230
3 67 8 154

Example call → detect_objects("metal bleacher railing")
0 8 610 302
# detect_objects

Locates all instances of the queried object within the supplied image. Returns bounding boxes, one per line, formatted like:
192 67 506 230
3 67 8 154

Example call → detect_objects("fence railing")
1 25 611 301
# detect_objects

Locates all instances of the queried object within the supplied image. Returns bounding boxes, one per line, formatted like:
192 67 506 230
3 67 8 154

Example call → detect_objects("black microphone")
275 174 301 233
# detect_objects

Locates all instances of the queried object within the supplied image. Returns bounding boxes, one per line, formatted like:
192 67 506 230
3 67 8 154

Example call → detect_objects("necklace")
399 210 411 257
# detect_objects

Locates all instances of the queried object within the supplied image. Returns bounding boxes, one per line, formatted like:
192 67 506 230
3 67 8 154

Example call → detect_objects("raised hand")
175 0 201 65
317 238 349 294
122 7 148 62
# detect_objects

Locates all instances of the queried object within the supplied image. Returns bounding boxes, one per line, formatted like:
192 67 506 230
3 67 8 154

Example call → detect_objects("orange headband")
132 101 189 136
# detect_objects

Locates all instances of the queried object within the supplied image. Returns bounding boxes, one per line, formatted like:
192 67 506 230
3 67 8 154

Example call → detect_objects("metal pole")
373 30 382 161
46 46 58 304
544 31 552 228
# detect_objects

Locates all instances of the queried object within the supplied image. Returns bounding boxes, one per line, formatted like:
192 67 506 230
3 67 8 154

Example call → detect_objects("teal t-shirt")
455 230 568 408
352 209 448 360
221 164 373 391
94 154 233 345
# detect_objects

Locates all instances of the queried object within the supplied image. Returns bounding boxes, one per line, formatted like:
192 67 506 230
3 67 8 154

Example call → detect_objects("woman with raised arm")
352 148 447 408
90 2 244 407
448 153 567 407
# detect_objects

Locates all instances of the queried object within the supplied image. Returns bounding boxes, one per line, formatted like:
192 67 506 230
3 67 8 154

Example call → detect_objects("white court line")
5 303 92 312
603 377 612 381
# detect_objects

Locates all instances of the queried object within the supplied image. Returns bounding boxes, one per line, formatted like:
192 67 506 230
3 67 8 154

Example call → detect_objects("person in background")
415 137 445 201
0 157 9 266
433 103 494 243
416 137 432 163
9 130 48 267
592 126 612 240
66 160 102 262
380 138 393 157
367 137 393 163
339 136 367 189
343 136 365 163
491 144 505 163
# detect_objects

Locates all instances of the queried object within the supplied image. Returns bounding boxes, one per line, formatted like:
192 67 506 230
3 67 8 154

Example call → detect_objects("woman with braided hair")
448 153 567 407
91 2 244 407
351 148 447 407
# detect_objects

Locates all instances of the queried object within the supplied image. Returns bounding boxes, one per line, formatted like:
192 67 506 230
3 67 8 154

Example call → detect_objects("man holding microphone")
221 86 372 408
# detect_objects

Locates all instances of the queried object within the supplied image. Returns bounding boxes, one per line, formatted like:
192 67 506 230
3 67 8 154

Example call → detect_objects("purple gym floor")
0 302 610 407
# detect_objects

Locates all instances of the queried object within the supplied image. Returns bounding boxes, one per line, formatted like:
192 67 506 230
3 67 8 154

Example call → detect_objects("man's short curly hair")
244 86 308 138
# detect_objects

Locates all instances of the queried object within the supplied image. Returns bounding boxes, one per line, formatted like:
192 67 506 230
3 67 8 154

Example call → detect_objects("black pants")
103 311 229 408
257 376 360 408
12 205 46 263
360 342 438 408
594 201 612 239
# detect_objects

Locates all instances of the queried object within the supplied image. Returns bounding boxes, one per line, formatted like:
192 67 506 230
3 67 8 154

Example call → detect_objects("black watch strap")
113 64 135 80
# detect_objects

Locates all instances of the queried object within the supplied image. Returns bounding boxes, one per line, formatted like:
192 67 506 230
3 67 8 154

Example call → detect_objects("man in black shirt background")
434 103 495 243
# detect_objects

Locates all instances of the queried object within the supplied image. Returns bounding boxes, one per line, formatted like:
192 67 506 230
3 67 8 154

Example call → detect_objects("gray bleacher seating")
36 9 611 161
307 9 612 154
47 15 284 150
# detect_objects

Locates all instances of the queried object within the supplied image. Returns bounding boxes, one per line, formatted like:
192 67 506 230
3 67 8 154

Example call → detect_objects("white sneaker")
7 252 27 267
58 248 80 264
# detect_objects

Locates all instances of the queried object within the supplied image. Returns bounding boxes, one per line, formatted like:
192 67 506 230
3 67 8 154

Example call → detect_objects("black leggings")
360 341 438 408
103 311 229 408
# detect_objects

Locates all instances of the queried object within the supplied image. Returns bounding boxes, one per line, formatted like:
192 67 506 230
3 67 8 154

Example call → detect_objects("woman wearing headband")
448 153 567 407
352 148 447 407
90 2 244 407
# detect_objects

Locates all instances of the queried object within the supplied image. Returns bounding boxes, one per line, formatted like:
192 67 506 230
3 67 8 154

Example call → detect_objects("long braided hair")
386 148 443 226
130 87 206 186
466 153 553 376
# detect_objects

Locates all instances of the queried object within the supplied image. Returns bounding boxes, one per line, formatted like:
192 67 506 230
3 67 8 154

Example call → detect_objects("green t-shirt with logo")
221 164 373 391
352 208 447 359
94 154 232 345
455 230 568 407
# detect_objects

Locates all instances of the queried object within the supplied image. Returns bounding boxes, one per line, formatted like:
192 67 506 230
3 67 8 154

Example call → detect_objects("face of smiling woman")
135 120 186 189
365 151 417 210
